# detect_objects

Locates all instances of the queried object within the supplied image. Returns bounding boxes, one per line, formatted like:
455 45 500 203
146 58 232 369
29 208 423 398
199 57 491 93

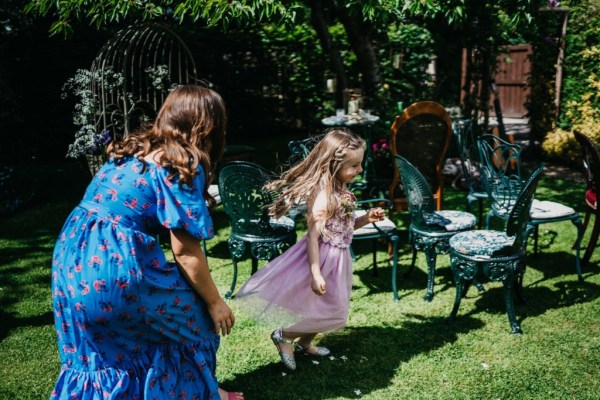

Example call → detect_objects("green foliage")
540 0 600 162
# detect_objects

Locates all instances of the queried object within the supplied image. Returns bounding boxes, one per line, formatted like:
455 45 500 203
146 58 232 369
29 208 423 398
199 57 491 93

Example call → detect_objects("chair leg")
574 210 590 250
424 246 437 302
446 271 464 326
502 274 523 335
533 224 539 256
251 257 259 275
582 213 600 268
390 234 400 301
571 216 584 282
225 259 239 300
372 239 378 277
485 210 493 230
404 247 418 277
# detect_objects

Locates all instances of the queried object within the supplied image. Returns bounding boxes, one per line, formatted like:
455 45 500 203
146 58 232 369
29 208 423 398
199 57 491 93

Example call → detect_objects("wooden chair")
389 101 453 214
573 131 599 267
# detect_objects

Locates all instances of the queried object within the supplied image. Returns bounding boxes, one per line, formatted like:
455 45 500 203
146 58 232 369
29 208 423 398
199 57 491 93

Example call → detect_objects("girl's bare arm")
307 191 328 295
354 207 385 229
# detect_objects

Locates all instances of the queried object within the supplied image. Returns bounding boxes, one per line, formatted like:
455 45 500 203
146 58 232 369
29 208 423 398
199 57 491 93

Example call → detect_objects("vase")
85 154 104 177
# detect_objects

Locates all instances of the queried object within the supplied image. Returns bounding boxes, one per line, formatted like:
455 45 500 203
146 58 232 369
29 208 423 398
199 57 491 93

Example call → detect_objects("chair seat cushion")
530 200 576 219
208 184 221 205
586 189 597 209
450 230 515 258
353 209 396 235
435 210 477 231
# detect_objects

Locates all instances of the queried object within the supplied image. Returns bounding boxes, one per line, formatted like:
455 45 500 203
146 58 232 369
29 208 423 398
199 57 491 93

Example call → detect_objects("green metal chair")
395 155 478 302
573 130 599 268
352 198 401 299
446 164 544 334
451 119 489 227
477 134 584 281
218 161 297 299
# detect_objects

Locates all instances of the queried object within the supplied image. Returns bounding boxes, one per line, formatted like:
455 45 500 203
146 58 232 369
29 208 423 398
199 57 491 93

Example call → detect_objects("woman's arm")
170 229 235 335
306 191 328 295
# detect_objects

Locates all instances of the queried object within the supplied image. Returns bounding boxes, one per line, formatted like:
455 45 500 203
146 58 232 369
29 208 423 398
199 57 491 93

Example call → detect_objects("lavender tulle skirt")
234 236 353 334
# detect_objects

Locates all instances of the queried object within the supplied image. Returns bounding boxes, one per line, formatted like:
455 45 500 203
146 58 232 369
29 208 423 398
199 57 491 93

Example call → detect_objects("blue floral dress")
51 157 219 400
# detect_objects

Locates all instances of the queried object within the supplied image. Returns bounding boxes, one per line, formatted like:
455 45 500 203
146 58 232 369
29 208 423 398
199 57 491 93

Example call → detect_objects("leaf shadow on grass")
450 280 600 330
525 250 599 286
220 316 484 400
0 310 53 341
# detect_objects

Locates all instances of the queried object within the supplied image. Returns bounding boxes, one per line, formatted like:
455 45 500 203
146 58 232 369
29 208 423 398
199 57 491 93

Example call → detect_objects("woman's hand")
311 274 327 295
207 299 236 336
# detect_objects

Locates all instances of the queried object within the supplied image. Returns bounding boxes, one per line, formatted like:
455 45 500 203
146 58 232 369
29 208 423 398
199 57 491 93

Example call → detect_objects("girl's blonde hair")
268 129 365 222
108 84 227 207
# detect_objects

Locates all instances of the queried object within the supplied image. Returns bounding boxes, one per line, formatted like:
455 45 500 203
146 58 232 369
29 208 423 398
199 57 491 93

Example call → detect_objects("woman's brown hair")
108 84 227 207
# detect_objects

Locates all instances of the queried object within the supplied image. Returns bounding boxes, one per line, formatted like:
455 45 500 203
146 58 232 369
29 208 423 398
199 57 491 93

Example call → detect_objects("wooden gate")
461 44 532 118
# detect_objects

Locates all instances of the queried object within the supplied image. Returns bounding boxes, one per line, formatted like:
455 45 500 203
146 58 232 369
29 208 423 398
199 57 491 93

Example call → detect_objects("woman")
50 84 243 399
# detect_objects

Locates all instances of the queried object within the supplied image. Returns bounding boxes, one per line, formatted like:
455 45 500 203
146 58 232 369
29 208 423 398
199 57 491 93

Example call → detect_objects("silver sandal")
271 329 296 371
295 343 331 356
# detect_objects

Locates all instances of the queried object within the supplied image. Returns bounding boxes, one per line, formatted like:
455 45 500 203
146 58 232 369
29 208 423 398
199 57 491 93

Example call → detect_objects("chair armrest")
356 198 394 210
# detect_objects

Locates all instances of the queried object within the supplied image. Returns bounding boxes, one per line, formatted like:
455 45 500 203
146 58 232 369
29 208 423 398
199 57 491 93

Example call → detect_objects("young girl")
235 129 384 371
50 85 243 400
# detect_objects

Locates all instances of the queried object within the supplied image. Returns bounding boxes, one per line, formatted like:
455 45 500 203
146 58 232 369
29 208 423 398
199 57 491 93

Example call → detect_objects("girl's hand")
368 207 385 223
207 299 236 336
311 275 327 295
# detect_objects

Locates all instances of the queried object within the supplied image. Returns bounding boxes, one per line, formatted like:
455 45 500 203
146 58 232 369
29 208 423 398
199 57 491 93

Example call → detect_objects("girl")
50 85 243 400
235 129 384 371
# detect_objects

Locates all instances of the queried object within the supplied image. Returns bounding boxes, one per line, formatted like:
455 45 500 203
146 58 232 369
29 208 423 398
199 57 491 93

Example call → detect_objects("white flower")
312 360 319 365
482 362 490 370
281 372 287 377
354 389 362 396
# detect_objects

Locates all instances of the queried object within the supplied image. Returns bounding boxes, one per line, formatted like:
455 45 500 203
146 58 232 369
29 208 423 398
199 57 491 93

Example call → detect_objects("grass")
0 155 599 400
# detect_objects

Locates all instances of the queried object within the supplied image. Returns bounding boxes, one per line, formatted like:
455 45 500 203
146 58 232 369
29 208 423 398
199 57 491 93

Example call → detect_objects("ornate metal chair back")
477 134 523 217
505 164 544 251
452 119 485 193
288 134 324 166
394 155 436 230
218 161 281 236
389 101 452 211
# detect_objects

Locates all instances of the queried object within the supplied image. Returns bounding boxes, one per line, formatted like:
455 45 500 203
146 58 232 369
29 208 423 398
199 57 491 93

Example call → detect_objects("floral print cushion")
450 230 515 258
436 210 477 231
530 200 576 219
353 209 397 235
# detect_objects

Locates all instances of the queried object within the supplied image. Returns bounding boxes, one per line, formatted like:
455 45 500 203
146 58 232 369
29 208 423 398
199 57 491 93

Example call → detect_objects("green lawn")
0 157 598 400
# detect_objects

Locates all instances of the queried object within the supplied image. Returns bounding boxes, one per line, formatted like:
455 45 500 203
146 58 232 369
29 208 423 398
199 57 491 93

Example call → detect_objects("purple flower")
548 0 559 7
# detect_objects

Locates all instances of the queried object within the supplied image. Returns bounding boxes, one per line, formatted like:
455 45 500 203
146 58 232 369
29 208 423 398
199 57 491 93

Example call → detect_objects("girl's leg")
295 332 331 356
295 333 317 349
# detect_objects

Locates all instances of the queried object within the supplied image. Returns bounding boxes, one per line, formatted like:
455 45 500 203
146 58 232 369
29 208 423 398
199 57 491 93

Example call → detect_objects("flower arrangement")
371 138 391 159
61 68 123 159
62 64 174 161
340 192 357 217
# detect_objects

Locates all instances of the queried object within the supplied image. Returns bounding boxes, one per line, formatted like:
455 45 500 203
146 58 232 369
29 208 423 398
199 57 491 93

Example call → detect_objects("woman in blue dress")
51 85 244 400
